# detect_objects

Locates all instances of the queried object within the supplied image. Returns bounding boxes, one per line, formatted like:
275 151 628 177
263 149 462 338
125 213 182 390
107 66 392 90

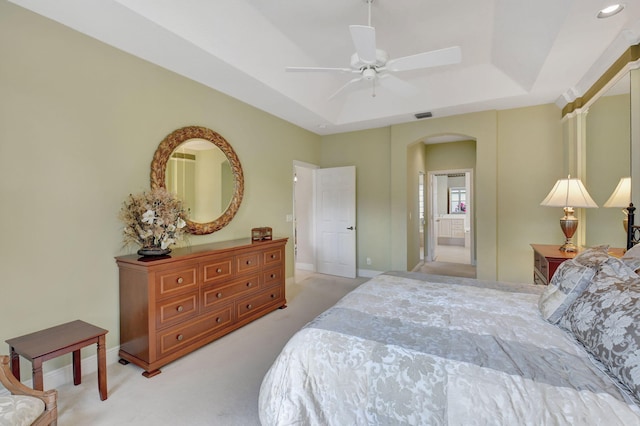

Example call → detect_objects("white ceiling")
9 0 640 135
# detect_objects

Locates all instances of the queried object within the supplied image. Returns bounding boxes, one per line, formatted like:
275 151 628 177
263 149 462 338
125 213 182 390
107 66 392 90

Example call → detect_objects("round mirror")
151 126 244 235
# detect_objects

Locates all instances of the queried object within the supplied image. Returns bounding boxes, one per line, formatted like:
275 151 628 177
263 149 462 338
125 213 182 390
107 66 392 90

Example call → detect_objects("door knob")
347 226 354 230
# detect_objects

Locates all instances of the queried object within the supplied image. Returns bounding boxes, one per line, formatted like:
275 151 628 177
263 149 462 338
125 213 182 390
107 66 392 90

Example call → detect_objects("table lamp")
603 177 631 232
540 175 598 252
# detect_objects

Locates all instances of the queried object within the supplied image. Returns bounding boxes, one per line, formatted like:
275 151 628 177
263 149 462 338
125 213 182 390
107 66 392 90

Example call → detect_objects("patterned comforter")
259 272 640 425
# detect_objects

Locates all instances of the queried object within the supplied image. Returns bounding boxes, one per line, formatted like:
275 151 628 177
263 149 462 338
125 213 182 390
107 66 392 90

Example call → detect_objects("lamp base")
559 241 578 252
559 209 579 252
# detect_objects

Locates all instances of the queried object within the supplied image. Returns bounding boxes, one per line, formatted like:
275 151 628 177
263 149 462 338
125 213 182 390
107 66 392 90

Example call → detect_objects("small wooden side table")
6 320 108 400
531 244 625 285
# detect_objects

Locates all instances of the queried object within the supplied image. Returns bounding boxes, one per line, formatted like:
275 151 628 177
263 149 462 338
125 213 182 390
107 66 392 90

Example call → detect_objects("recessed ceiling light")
597 3 624 18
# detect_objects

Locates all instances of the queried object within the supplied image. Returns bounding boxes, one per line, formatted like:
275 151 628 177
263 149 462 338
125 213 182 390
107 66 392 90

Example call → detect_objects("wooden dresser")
115 237 287 377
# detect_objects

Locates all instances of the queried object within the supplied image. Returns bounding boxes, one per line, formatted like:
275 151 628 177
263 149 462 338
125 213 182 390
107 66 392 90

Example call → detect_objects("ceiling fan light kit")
285 0 462 99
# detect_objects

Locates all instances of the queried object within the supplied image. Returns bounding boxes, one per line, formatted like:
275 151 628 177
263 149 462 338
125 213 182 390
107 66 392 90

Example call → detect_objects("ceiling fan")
285 0 462 99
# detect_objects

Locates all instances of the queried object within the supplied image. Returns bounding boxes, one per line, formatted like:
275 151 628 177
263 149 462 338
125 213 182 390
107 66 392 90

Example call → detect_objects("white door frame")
427 168 475 265
293 161 319 273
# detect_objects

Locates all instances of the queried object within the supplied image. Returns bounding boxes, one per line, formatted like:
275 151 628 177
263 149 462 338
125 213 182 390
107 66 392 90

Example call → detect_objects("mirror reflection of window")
166 152 196 216
449 187 466 214
166 139 233 223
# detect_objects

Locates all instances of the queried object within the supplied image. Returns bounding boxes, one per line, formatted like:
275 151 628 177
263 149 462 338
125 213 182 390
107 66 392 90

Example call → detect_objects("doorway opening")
293 162 318 280
424 169 475 275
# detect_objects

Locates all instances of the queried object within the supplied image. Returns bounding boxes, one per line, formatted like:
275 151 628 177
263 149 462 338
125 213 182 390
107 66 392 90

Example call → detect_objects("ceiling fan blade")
349 25 377 64
328 77 362 101
285 66 353 73
378 74 417 98
386 46 461 72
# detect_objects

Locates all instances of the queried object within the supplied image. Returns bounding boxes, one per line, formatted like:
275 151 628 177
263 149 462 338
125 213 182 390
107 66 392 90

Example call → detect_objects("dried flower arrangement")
119 188 187 252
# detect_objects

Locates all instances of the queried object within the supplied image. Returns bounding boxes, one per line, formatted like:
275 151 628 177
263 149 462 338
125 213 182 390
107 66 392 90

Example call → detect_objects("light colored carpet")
414 261 477 278
55 272 366 425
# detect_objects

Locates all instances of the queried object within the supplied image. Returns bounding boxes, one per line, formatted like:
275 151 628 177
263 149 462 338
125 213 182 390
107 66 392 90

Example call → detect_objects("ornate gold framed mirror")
151 126 244 235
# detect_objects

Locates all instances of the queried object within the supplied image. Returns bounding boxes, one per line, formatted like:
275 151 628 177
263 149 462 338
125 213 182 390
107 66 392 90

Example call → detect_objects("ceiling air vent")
414 112 432 119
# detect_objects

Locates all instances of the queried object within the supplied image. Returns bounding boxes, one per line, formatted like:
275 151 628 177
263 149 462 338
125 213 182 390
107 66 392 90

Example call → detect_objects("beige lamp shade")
540 176 598 208
603 177 631 208
604 176 631 233
540 176 597 252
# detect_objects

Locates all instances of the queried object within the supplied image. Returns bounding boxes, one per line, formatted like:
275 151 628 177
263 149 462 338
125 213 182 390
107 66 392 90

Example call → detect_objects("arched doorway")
410 134 477 277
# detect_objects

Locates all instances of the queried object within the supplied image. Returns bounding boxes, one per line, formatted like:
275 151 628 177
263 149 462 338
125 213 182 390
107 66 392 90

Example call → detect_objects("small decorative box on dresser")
115 237 287 377
531 244 624 285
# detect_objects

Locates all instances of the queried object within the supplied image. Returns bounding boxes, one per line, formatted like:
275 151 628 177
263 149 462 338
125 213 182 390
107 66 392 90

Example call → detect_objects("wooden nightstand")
530 244 625 285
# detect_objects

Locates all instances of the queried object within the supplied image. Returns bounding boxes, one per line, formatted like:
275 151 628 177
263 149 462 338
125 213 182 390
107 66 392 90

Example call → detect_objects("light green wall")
497 105 564 282
0 2 321 372
424 141 477 171
321 127 392 272
323 106 564 282
585 94 631 248
389 111 500 279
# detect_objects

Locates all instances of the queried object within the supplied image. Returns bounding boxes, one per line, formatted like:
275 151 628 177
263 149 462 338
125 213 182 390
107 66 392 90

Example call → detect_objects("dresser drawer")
156 293 198 330
155 265 198 299
237 251 261 274
263 247 283 266
157 305 233 357
236 287 284 321
201 273 260 313
202 256 234 284
263 266 283 288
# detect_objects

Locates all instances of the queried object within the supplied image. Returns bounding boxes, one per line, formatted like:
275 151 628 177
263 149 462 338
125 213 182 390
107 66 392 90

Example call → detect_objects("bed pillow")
563 261 640 401
622 244 640 272
572 244 611 267
538 245 610 324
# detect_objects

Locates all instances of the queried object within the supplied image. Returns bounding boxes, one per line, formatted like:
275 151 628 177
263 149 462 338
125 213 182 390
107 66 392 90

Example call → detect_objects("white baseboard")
0 346 122 395
357 268 384 278
295 262 314 271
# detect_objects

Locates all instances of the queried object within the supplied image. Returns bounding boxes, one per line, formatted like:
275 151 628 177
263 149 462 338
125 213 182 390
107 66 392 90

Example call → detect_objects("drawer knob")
246 260 252 265
246 282 253 287
176 334 184 341
176 305 184 312
216 292 223 299
177 277 184 284
270 294 276 299
271 254 276 259
216 317 222 324
246 304 253 310
216 268 222 273
270 273 276 279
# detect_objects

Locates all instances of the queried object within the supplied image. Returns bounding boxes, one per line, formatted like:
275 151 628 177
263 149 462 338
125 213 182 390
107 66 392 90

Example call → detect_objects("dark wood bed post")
627 203 636 250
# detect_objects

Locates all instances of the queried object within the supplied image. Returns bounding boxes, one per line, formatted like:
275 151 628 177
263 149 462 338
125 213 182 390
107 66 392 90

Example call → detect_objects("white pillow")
538 245 610 325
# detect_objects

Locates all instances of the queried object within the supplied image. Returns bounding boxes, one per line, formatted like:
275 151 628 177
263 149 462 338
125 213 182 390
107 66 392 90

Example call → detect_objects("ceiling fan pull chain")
372 78 376 98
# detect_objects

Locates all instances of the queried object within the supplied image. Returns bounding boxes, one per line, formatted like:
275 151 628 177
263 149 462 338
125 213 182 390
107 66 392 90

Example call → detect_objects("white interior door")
316 166 356 278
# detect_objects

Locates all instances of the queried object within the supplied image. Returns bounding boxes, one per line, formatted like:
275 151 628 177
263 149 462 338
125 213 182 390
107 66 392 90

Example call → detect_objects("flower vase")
137 247 171 257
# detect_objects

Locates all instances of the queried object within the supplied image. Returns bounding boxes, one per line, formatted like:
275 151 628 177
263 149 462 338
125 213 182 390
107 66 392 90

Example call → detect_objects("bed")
259 245 640 425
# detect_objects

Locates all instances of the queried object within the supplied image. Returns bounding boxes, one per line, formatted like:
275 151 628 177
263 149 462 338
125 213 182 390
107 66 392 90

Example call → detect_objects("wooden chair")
0 355 57 426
